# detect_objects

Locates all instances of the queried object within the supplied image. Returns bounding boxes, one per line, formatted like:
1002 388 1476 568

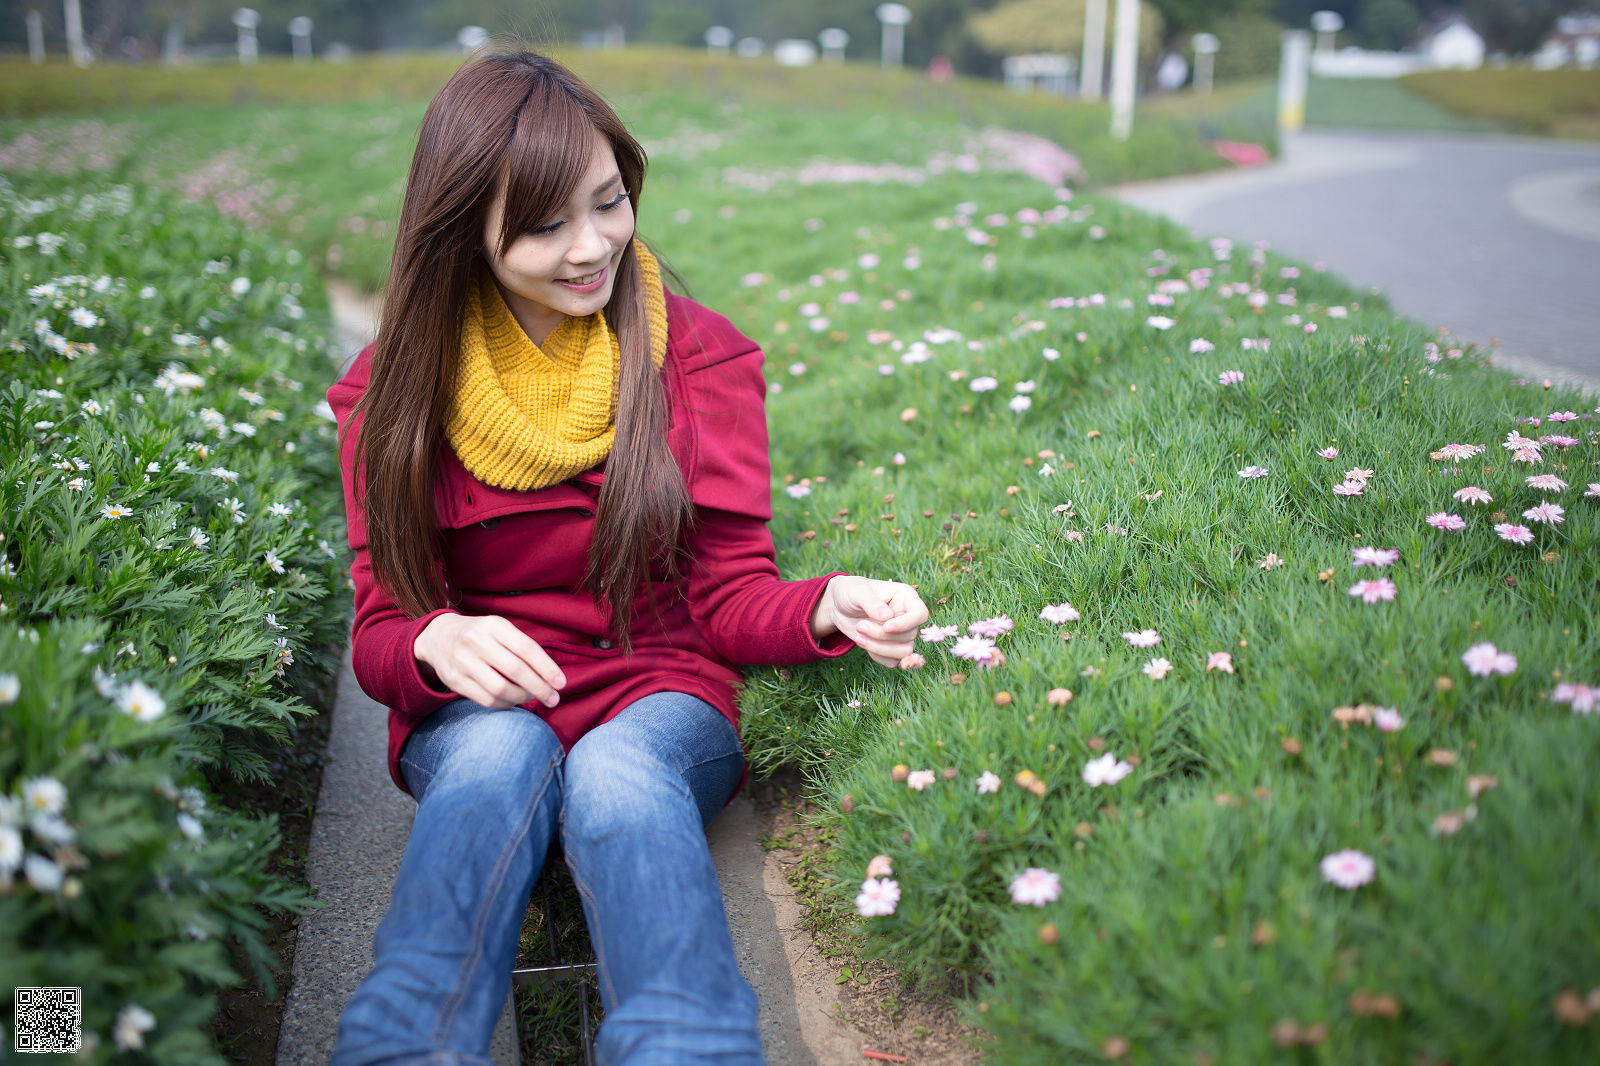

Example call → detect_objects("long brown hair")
348 50 692 651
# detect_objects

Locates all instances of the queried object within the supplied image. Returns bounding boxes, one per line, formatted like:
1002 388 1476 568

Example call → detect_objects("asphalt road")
1112 128 1600 393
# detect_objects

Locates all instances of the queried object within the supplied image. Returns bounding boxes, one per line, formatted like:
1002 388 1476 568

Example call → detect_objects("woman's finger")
478 641 558 708
489 616 567 692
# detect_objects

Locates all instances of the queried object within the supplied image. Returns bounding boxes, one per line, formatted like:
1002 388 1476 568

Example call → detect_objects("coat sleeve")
329 347 461 717
671 301 855 666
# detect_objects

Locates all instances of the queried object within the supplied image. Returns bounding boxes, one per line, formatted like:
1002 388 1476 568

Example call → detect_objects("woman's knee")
403 701 563 802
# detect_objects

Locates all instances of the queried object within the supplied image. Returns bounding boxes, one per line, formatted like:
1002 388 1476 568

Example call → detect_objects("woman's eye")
599 190 629 211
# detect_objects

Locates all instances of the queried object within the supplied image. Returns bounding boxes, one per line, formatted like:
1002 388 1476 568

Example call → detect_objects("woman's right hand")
413 613 567 710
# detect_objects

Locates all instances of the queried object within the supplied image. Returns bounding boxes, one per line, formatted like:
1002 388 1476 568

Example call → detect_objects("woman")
326 50 928 1066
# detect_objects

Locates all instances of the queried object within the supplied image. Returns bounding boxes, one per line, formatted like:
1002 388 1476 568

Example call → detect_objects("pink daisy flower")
1494 523 1534 546
949 635 999 662
976 770 1001 793
1435 443 1483 461
1320 849 1376 890
1351 546 1400 567
1238 466 1269 479
968 616 1015 638
1540 435 1579 448
1082 752 1133 787
855 877 901 917
1205 651 1234 673
1588 483 1600 499
1551 684 1596 715
1189 338 1214 354
1525 473 1567 492
1461 642 1517 677
1373 707 1404 732
1142 657 1173 680
1333 480 1366 496
1547 410 1579 422
920 625 959 643
1522 502 1564 525
1317 447 1339 460
1218 370 1245 386
907 769 936 791
1345 468 1374 482
1426 512 1466 531
1502 431 1541 453
1454 486 1493 505
1039 602 1081 624
1347 578 1397 604
1122 628 1161 648
1009 867 1062 906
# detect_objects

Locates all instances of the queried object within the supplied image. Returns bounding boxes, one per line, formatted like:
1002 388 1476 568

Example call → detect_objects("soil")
749 772 985 1066
207 673 335 1065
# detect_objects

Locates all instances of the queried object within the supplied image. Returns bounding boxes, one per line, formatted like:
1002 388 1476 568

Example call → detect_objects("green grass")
1305 74 1510 133
1401 68 1600 140
0 48 1275 293
7 51 1596 1064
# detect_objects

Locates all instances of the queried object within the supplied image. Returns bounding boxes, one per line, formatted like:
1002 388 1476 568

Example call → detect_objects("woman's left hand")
812 575 929 667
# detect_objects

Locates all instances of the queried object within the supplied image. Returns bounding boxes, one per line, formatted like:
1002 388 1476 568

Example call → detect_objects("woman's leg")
331 699 566 1066
560 692 760 1066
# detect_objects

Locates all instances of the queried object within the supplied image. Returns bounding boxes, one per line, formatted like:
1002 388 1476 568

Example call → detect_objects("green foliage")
0 171 349 1062
1400 67 1600 138
641 116 1598 1060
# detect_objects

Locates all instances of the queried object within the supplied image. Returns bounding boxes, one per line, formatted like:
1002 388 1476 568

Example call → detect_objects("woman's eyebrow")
592 174 623 196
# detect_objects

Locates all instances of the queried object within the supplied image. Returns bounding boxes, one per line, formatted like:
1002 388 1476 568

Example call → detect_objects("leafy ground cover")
0 48 1274 293
648 140 1600 1061
1400 68 1600 140
0 171 349 1062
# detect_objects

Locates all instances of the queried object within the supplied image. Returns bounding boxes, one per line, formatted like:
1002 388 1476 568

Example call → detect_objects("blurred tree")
967 0 1166 61
1461 0 1573 54
1354 0 1420 48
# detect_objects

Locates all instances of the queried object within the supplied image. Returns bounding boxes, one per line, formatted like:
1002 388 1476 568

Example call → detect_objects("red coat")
329 292 853 795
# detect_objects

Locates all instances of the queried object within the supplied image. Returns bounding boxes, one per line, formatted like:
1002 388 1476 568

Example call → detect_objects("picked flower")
1008 867 1062 906
1039 602 1080 624
855 877 901 918
1461 642 1517 677
1206 652 1234 674
1142 657 1172 680
1347 578 1397 604
1122 629 1161 648
897 653 926 670
1082 752 1133 787
1319 848 1376 890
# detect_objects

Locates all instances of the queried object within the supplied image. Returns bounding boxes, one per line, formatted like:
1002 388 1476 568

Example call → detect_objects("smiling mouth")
560 269 605 287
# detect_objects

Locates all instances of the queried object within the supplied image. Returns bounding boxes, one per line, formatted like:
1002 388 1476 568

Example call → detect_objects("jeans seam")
563 839 619 1007
431 743 561 1048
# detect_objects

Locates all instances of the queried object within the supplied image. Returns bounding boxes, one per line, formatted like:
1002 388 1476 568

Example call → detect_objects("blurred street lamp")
233 8 259 66
1311 10 1342 54
705 26 733 55
875 3 911 68
457 25 488 54
26 9 43 64
819 27 849 65
1108 0 1139 140
289 16 312 62
1192 32 1219 95
735 37 764 57
64 0 89 66
1081 0 1107 100
774 39 818 67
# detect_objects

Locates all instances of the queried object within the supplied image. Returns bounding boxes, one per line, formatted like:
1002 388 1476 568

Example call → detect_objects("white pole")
876 4 911 68
289 16 313 62
1108 0 1140 141
1278 30 1311 132
1081 0 1107 100
161 19 183 66
26 9 44 63
1193 33 1219 96
63 0 89 66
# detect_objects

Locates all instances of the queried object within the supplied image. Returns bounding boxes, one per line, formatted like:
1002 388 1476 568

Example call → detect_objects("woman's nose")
569 216 610 267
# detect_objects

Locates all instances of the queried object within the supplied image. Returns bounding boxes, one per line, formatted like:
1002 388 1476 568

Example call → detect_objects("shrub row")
0 171 349 1062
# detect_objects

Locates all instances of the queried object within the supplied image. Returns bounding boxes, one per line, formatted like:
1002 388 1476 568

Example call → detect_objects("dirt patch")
750 773 984 1066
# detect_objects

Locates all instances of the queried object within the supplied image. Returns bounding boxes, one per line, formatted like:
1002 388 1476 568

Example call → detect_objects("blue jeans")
330 692 760 1066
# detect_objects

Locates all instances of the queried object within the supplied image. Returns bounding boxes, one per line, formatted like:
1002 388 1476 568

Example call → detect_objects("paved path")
1111 128 1600 393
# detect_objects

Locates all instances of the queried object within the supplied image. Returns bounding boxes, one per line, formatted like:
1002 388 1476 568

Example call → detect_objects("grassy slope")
1400 68 1600 140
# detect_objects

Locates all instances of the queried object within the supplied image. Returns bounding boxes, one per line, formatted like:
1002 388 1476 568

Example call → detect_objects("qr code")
13 987 82 1054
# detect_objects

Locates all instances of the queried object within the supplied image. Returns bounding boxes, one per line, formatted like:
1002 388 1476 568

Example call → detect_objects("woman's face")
482 128 635 345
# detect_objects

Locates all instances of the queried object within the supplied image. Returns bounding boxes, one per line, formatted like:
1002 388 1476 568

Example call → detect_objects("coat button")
592 637 615 650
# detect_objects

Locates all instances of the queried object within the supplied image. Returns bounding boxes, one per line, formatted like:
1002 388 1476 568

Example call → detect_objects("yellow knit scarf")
446 241 667 492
